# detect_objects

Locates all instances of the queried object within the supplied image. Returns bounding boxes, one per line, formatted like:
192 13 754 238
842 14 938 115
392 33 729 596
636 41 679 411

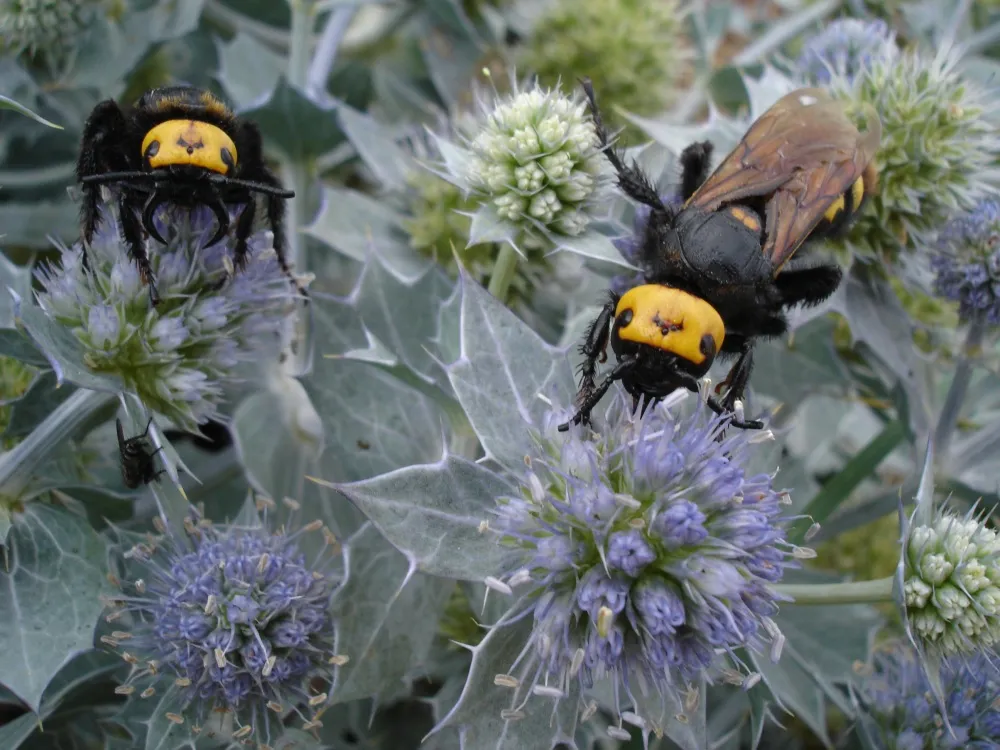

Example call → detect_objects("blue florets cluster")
796 18 898 85
109 511 339 735
864 645 1000 749
931 200 1000 325
34 205 296 430
489 389 797 730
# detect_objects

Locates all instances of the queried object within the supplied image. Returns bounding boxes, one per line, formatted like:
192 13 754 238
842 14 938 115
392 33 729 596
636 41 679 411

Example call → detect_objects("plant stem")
283 0 318 376
0 388 116 495
933 314 986 465
487 244 519 303
306 5 358 96
287 0 315 86
773 576 895 605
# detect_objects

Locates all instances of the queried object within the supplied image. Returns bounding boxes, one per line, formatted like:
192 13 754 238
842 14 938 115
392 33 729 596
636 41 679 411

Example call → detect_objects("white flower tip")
494 674 519 688
484 576 514 596
607 726 632 741
532 684 564 698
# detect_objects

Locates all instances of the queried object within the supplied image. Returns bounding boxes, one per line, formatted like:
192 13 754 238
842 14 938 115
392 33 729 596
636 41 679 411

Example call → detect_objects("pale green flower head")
0 0 108 57
519 0 690 141
823 48 1000 262
456 80 610 248
902 508 1000 658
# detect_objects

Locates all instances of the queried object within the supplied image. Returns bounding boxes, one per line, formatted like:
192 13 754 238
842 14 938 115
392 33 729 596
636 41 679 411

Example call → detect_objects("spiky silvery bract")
805 42 1000 262
104 505 343 740
863 643 1000 749
795 18 897 85
931 200 1000 326
0 0 106 57
485 389 799 733
34 206 297 432
902 509 1000 659
460 82 608 247
519 0 690 141
404 169 554 309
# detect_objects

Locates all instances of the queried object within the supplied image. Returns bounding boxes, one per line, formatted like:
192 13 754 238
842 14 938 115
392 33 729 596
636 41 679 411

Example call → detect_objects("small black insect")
76 85 305 306
116 417 165 489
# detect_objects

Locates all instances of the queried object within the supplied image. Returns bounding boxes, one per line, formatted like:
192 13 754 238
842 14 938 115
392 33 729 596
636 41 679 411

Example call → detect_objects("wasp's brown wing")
685 88 881 272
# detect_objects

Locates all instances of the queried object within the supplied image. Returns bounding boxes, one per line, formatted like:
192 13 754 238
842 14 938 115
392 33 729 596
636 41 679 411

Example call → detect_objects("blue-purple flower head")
862 643 1000 749
102 500 345 741
931 200 1000 325
34 205 300 431
486 388 799 734
796 18 898 85
610 193 682 297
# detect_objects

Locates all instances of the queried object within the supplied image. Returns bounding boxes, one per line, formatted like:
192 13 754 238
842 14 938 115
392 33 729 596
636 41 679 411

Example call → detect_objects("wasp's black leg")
77 100 132 271
559 355 639 432
576 294 617 396
775 263 842 308
579 78 672 216
232 120 305 301
717 341 755 413
678 141 714 201
676 371 764 430
232 196 256 272
118 192 159 305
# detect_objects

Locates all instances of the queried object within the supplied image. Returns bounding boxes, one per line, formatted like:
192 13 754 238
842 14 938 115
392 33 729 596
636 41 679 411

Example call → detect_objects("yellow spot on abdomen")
616 285 725 364
141 120 237 174
823 176 867 223
728 206 761 233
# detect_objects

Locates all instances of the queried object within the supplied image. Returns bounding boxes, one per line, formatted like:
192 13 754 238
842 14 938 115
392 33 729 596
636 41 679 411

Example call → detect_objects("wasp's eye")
221 148 235 169
617 309 634 327
145 140 160 158
700 334 717 358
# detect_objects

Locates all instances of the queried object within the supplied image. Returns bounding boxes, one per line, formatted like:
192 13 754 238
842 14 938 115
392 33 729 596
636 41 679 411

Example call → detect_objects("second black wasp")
117 418 165 489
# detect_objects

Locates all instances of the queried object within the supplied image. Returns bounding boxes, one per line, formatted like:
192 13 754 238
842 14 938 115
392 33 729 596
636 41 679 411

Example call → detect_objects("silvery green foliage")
3 0 1000 749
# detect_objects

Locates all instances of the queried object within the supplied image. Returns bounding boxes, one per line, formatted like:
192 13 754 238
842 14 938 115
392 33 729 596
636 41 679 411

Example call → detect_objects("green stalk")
0 388 116 495
487 245 519 303
933 314 986 464
773 576 895 605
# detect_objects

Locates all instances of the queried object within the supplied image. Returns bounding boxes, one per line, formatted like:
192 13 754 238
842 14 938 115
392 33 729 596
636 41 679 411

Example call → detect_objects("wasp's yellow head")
141 119 237 175
615 285 725 365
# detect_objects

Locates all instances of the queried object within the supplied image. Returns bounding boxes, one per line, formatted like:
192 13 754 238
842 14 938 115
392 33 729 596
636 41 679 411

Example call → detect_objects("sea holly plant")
315 273 885 749
8 0 1000 748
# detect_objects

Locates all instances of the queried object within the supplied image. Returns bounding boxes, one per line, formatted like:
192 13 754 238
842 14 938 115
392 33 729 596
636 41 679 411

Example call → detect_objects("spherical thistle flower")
34 206 297 431
486 388 799 732
0 0 107 58
931 200 1000 326
518 0 691 142
463 81 609 246
901 508 1000 660
814 46 1000 262
862 643 1000 749
795 18 898 86
103 504 343 741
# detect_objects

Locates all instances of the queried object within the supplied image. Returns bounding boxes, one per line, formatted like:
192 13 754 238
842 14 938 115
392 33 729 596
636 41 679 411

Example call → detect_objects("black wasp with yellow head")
76 85 303 306
559 80 881 432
